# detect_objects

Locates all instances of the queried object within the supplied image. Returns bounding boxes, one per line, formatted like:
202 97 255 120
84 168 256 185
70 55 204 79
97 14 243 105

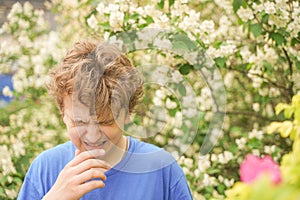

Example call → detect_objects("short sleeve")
17 174 42 200
169 175 193 200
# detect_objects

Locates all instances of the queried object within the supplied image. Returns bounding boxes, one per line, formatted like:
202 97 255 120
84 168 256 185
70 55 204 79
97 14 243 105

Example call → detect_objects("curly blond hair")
47 41 143 124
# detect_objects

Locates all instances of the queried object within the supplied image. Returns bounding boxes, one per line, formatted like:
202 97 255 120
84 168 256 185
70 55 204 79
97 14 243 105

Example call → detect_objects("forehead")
63 95 93 119
62 95 120 125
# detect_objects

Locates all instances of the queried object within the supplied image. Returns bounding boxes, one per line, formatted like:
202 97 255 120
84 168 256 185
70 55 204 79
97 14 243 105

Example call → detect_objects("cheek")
67 128 83 148
102 127 123 141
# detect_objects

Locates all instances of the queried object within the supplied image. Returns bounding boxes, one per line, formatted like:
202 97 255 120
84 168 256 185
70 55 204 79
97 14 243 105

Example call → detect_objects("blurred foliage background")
0 0 299 199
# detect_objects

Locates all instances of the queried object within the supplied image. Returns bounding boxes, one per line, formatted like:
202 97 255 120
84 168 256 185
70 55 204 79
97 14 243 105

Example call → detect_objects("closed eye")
73 119 88 126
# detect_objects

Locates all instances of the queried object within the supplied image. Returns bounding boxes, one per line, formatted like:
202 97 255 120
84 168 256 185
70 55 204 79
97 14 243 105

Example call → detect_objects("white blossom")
159 14 169 23
18 19 30 30
0 145 16 175
252 102 260 112
263 2 276 14
235 137 247 149
96 2 105 14
224 72 235 88
173 128 184 136
264 145 276 154
240 46 252 61
153 96 163 106
219 44 237 57
23 1 34 16
248 129 264 139
198 155 211 172
155 89 167 99
183 158 194 168
199 20 215 34
109 11 124 30
237 7 254 22
202 174 217 187
87 14 98 30
183 107 198 118
166 98 177 109
153 37 172 50
2 86 13 98
5 189 17 199
12 141 25 157
218 151 234 164
154 134 166 144
9 2 22 16
252 149 260 156
224 178 235 187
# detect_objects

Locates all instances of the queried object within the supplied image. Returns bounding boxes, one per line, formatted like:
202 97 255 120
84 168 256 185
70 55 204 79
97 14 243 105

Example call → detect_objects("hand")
42 149 110 200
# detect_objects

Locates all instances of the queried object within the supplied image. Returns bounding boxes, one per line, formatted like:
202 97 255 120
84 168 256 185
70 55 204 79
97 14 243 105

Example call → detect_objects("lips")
83 140 107 148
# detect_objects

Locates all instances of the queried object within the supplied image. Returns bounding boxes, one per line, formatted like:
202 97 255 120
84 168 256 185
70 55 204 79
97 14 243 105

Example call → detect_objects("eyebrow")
66 114 102 125
64 114 84 124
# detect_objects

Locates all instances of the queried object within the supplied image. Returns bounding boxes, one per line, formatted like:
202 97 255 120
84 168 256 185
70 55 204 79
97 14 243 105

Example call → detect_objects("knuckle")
92 180 104 188
92 169 98 177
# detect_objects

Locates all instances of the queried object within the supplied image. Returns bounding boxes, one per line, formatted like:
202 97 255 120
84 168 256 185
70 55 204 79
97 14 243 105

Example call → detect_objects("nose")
82 124 104 142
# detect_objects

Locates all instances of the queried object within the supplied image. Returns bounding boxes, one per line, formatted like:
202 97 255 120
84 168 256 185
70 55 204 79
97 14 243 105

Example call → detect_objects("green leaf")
261 14 269 23
263 61 274 76
291 37 300 46
233 0 247 13
172 34 197 51
296 60 300 70
214 57 227 68
206 168 220 174
179 64 193 75
169 0 175 7
129 13 140 21
176 83 186 96
157 0 165 9
99 22 110 31
168 108 177 117
270 32 286 46
0 187 4 197
250 23 262 37
217 184 226 193
144 15 154 24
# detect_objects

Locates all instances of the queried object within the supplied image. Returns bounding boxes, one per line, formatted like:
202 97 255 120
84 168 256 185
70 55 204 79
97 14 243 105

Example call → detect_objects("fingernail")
99 149 105 155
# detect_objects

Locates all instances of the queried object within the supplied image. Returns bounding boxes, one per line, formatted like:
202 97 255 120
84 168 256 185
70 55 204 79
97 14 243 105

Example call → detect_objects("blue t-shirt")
18 137 192 200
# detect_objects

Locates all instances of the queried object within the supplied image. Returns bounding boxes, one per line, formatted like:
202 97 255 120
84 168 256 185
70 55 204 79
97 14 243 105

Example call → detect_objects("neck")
104 136 128 167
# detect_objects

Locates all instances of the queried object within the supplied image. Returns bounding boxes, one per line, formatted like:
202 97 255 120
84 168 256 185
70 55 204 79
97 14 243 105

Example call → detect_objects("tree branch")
282 47 294 100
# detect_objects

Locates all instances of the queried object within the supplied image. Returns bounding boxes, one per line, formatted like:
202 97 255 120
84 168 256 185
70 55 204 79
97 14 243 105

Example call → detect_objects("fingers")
78 180 105 195
75 168 107 183
74 159 111 175
44 149 108 200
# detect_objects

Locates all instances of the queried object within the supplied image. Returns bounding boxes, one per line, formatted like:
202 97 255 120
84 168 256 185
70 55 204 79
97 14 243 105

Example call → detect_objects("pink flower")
240 154 282 184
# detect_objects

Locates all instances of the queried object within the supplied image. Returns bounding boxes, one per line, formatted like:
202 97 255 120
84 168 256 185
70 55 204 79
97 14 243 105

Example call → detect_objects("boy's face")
62 95 127 155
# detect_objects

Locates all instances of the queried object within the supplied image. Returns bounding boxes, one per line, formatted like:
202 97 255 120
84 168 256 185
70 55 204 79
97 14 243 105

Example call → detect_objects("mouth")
83 140 107 148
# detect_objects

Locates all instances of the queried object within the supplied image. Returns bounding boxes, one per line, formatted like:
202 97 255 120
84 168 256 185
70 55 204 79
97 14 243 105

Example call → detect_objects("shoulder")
126 137 191 197
128 137 161 153
34 141 75 164
28 141 75 176
121 137 181 173
19 141 75 197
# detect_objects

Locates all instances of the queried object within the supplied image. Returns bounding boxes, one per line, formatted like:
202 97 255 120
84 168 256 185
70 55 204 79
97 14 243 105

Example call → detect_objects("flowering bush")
0 0 299 199
226 94 300 200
